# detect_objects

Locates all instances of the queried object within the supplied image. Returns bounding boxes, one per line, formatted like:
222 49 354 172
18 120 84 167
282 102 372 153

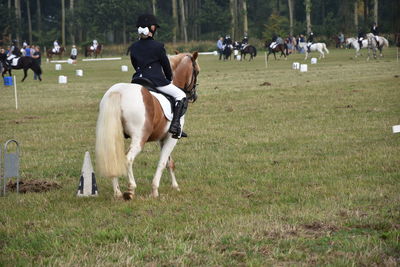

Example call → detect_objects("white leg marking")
126 139 142 196
151 137 178 197
167 156 180 191
112 177 123 198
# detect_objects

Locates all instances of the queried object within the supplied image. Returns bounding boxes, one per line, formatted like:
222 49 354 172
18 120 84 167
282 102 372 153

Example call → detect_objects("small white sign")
76 69 83 76
55 64 62 70
67 58 74 64
292 62 300 69
58 75 67 84
300 64 308 72
311 58 317 64
121 65 128 72
393 125 400 133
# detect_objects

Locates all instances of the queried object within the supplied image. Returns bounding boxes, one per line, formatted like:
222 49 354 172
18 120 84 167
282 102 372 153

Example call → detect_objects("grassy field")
0 47 399 266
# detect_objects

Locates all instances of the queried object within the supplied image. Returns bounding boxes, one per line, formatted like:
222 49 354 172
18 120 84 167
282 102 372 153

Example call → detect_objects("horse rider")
92 39 98 51
306 32 314 53
269 34 278 49
6 40 21 67
53 40 60 53
370 23 380 46
130 14 188 139
217 36 224 60
241 35 249 49
358 28 365 49
223 35 232 46
23 40 28 48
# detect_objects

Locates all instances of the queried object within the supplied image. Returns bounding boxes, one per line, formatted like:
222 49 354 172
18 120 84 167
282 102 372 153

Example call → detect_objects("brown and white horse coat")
96 52 199 199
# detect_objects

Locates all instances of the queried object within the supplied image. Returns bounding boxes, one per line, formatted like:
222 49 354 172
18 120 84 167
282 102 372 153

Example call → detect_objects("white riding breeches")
156 83 186 101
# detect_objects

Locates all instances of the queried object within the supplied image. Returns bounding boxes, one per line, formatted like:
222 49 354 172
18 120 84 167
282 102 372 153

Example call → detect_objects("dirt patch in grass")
6 179 61 193
11 115 41 124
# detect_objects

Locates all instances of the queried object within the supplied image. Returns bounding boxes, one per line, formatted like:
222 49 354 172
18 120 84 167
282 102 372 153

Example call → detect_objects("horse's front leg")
151 137 178 198
167 156 180 191
21 69 28 82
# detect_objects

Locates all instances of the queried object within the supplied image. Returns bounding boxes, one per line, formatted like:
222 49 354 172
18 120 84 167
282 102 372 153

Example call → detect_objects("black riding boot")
169 98 188 139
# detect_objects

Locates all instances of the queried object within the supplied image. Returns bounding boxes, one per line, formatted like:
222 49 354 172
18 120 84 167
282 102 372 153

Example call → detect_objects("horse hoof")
151 189 159 198
123 192 134 200
173 186 181 192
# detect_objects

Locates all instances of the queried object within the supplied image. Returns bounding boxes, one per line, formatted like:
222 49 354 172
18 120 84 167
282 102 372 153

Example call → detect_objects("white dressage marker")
311 58 317 64
76 69 83 76
292 62 300 69
77 151 98 197
300 64 308 72
121 65 128 72
58 75 67 84
82 57 122 62
55 64 62 70
50 60 69 63
393 125 400 133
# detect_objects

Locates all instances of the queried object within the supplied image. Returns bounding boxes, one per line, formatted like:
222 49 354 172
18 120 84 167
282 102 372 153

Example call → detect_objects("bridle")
182 55 199 103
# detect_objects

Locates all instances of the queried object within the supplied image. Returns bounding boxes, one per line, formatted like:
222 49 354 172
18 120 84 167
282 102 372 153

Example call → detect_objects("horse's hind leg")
21 69 28 82
123 138 142 200
151 138 178 197
167 156 180 191
112 178 123 198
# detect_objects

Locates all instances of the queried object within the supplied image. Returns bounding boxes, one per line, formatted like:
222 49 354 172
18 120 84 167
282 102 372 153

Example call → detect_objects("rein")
182 55 199 102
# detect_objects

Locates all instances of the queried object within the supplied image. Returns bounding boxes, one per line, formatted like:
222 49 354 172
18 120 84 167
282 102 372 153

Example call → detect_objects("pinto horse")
95 52 200 199
265 42 288 60
46 46 65 60
85 44 103 58
1 56 42 82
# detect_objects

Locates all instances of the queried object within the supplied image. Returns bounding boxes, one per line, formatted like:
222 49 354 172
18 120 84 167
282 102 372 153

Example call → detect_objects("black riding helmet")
136 14 160 30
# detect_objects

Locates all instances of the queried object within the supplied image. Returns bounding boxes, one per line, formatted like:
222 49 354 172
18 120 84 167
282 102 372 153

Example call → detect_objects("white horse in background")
366 33 380 60
346 35 389 58
299 42 329 60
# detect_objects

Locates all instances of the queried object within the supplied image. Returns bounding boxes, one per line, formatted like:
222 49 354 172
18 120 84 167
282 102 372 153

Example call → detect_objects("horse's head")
170 52 200 103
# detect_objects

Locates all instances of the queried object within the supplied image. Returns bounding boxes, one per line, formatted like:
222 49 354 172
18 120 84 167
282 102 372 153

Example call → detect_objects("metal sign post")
2 140 20 196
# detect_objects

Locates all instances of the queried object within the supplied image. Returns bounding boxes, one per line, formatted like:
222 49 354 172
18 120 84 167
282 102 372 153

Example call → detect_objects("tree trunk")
243 0 248 36
179 0 187 43
373 0 378 25
354 0 358 31
229 0 237 40
152 0 156 15
36 0 41 41
61 0 65 45
70 0 75 45
288 0 294 36
364 0 368 27
26 0 33 44
122 19 126 46
172 0 178 44
15 0 21 44
305 0 312 34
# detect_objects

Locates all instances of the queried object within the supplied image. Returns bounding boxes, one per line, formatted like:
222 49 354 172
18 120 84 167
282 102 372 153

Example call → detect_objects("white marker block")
67 58 74 64
311 58 317 64
58 75 67 84
300 64 308 72
236 55 241 61
55 64 62 70
76 69 83 76
393 125 400 133
292 62 300 69
121 65 128 72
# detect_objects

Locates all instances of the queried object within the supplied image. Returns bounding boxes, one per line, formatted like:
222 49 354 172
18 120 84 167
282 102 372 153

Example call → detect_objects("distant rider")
53 40 60 53
269 34 278 49
6 40 21 67
306 32 314 53
370 23 380 47
92 39 98 51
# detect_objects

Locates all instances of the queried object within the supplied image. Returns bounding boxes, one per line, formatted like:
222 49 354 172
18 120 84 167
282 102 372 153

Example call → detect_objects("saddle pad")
150 92 173 121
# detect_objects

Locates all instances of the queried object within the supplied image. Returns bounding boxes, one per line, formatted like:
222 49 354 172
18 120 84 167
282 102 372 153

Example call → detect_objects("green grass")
0 48 399 266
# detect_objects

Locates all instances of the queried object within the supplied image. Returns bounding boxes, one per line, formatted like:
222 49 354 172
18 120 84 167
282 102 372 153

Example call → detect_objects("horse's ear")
192 51 198 61
174 50 180 55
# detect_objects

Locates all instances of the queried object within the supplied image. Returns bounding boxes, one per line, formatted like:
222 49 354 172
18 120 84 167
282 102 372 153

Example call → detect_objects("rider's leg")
156 83 187 139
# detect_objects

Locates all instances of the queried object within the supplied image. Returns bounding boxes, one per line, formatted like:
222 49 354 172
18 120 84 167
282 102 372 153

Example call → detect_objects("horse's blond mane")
169 53 188 71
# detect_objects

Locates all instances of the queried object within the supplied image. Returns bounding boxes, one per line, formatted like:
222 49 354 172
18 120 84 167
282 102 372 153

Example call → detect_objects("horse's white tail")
382 38 389 47
95 92 127 178
323 44 330 54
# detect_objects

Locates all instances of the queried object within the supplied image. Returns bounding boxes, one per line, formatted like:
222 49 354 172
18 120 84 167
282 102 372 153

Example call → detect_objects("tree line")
0 0 399 48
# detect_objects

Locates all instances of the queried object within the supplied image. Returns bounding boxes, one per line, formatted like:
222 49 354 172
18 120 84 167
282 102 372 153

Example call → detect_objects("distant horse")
1 56 42 82
46 46 65 60
95 52 200 199
346 37 368 57
265 42 288 60
222 44 233 60
366 33 378 60
299 42 329 60
85 44 103 58
240 45 257 61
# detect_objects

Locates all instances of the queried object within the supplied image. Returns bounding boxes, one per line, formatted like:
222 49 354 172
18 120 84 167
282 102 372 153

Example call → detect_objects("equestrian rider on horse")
269 34 278 49
358 28 365 49
130 14 187 139
53 40 60 53
307 32 314 52
371 23 380 47
92 39 98 51
6 40 21 67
